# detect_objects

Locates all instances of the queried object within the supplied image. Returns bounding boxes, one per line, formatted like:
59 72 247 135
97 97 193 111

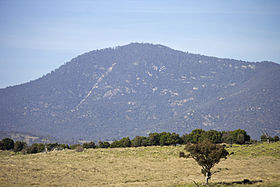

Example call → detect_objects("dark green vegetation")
2 129 278 155
0 138 68 154
13 141 27 152
260 134 280 143
184 140 229 185
0 138 14 150
181 129 251 144
109 129 252 149
1 43 279 141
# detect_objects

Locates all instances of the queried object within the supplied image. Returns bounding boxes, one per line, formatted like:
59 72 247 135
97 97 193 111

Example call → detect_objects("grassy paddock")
0 142 279 186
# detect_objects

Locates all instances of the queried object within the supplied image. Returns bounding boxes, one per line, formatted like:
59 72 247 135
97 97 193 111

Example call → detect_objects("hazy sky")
0 0 279 88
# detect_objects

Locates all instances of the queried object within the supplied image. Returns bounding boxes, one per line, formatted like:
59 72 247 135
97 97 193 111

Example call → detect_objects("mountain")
0 43 279 141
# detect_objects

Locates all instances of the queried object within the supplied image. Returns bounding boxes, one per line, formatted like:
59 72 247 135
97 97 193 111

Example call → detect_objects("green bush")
83 141 96 149
14 141 27 152
222 129 250 144
205 130 222 144
46 143 59 151
159 132 182 146
0 138 14 150
110 137 131 148
181 129 206 144
182 129 249 145
46 143 69 151
27 143 45 154
98 141 110 148
58 144 70 150
132 136 150 147
148 133 160 146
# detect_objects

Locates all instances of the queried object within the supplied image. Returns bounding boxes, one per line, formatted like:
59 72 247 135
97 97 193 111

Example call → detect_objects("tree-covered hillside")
0 43 279 141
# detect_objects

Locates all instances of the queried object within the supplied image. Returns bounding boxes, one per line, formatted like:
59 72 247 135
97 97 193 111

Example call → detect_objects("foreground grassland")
0 142 279 186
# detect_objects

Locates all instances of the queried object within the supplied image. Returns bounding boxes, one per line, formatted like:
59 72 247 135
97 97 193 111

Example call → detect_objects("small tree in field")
0 138 14 150
185 140 229 185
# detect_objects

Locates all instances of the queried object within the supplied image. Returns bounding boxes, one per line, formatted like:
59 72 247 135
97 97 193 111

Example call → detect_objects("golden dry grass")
0 143 279 186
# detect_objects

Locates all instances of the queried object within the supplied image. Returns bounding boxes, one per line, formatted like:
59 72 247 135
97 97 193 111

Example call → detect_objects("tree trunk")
205 172 210 185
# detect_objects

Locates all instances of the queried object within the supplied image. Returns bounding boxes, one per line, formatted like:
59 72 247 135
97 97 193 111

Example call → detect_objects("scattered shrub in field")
0 138 15 150
14 141 27 152
98 141 110 148
184 140 229 185
274 136 279 142
27 143 45 154
179 152 185 158
179 151 190 158
75 146 84 152
83 141 96 149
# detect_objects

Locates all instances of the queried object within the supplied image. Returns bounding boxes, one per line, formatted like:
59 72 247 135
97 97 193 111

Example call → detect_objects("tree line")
0 129 279 154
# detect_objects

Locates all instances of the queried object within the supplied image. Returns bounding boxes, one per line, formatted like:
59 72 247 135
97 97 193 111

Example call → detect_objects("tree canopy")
185 140 229 185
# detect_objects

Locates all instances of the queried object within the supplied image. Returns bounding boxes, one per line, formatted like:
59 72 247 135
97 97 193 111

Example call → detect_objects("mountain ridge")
0 43 279 141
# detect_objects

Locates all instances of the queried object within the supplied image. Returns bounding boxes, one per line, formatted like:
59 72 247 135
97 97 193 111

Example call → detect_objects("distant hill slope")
0 43 279 141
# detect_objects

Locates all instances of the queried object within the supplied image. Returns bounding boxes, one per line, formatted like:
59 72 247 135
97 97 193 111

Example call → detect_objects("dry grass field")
0 142 279 186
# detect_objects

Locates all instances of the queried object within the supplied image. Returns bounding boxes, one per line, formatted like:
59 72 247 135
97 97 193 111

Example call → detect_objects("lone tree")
185 140 229 185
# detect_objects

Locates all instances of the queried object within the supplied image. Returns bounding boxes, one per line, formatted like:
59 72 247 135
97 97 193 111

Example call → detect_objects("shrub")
83 141 96 149
205 130 222 144
58 144 70 150
148 133 160 146
98 141 110 148
148 132 182 146
222 129 250 144
260 134 273 143
179 152 185 158
46 143 69 151
0 138 14 150
110 137 131 148
46 143 59 151
27 143 45 154
14 141 27 152
188 129 206 143
132 136 150 147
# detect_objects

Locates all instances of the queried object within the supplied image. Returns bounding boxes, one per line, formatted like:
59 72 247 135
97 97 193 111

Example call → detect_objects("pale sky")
0 0 279 88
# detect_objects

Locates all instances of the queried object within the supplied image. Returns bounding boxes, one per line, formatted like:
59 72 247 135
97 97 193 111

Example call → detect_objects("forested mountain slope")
0 43 279 141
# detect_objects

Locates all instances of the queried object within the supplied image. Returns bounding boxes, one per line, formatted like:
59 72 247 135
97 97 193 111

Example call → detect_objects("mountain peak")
0 44 279 141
